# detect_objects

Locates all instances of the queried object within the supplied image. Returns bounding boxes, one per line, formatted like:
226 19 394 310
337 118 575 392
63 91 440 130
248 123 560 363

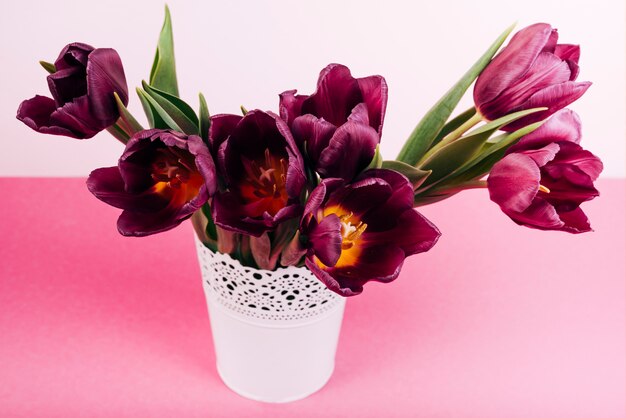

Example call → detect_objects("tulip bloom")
474 23 590 131
488 110 602 233
87 129 216 236
301 169 440 296
17 43 128 139
211 110 307 236
280 64 387 180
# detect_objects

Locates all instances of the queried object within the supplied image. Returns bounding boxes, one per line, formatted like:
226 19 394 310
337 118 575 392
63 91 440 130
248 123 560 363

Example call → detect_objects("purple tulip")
17 43 128 139
301 169 441 296
280 64 387 180
87 129 216 236
211 110 307 237
474 24 591 131
488 110 603 233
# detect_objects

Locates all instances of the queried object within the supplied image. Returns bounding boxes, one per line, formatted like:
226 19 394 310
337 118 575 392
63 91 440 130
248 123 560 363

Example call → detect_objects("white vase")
195 237 346 403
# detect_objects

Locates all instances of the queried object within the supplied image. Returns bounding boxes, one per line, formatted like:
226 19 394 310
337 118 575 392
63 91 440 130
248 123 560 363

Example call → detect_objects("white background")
1 0 624 177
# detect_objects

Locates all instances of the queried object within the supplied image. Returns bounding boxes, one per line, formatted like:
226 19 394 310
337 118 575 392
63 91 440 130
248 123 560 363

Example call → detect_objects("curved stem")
418 112 483 166
106 123 130 145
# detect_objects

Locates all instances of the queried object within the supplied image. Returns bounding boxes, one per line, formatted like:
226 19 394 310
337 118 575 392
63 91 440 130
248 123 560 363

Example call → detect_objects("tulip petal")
306 244 405 296
523 143 560 167
557 144 603 182
358 168 414 213
555 44 580 63
558 207 592 233
273 113 307 197
555 44 581 79
16 95 77 137
87 167 170 211
208 113 242 154
480 52 572 120
510 197 564 230
488 153 542 213
356 75 388 134
213 191 302 237
86 48 129 125
512 109 582 152
301 64 362 127
302 178 344 219
542 29 559 53
47 67 87 106
326 176 392 217
503 81 591 131
54 42 93 70
305 258 362 297
474 23 553 105
49 95 102 138
363 209 441 256
308 243 406 296
291 114 336 162
317 121 379 180
117 206 188 237
279 89 308 126
347 103 370 126
309 214 343 267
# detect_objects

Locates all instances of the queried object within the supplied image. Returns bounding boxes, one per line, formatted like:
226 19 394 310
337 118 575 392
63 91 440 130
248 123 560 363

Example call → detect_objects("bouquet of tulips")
17 7 602 297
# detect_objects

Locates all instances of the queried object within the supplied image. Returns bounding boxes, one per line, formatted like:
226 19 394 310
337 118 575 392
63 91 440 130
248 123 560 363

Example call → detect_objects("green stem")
418 112 483 166
106 123 130 145
458 179 488 190
431 179 488 195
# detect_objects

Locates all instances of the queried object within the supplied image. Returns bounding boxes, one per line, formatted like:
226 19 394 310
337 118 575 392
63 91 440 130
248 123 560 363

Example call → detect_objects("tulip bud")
474 23 590 131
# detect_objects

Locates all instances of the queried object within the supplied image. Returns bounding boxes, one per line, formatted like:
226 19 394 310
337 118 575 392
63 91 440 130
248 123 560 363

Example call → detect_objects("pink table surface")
1 178 624 417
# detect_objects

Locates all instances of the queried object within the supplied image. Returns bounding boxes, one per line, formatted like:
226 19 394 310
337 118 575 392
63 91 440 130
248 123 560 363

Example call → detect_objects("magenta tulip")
87 129 216 236
211 110 307 237
17 43 128 139
488 110 602 233
301 169 440 296
474 24 590 131
280 64 387 180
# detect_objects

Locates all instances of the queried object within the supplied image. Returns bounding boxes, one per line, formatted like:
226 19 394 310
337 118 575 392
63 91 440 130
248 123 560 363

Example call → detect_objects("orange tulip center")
150 148 203 205
338 212 367 250
239 148 289 216
317 206 368 268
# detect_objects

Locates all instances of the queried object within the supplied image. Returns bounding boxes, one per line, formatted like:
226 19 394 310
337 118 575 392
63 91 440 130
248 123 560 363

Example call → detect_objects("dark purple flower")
17 43 128 139
301 169 440 296
87 129 216 236
474 23 590 131
211 110 307 237
488 110 603 233
280 64 387 180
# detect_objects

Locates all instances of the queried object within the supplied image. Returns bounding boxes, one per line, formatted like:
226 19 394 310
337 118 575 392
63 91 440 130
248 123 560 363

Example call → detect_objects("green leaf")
142 81 198 134
240 105 248 116
432 107 476 146
365 145 383 170
136 87 184 131
149 5 179 96
396 23 516 165
414 191 461 207
136 87 168 129
448 121 544 183
201 203 218 241
198 93 211 142
39 60 56 74
381 160 431 189
113 92 143 137
418 107 545 186
106 123 130 143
